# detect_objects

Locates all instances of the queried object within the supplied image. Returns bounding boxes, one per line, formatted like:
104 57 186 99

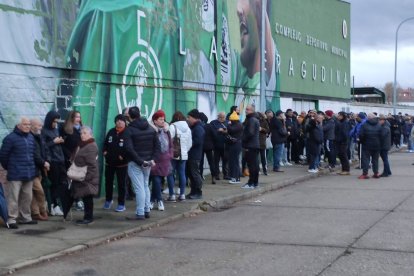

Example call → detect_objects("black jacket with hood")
41 111 65 163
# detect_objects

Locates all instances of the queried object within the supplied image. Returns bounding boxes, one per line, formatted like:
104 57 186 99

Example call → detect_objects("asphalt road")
16 152 414 276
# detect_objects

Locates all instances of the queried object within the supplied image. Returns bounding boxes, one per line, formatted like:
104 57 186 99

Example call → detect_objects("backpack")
172 125 181 159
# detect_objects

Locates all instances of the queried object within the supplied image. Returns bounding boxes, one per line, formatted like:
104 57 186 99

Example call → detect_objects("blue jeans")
128 162 151 216
272 143 284 170
151 176 163 202
167 159 187 196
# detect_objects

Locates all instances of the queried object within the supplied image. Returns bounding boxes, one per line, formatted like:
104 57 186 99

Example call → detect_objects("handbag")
172 125 182 159
67 148 88 181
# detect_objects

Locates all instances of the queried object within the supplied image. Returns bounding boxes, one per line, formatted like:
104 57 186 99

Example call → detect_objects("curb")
2 148 403 275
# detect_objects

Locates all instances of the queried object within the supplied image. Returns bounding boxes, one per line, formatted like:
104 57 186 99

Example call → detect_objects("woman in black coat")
307 116 324 173
227 112 244 184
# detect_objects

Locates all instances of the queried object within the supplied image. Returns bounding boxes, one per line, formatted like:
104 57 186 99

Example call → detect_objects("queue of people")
0 105 405 229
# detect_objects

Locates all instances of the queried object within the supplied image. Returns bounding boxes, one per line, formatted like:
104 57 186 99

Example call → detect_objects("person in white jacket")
166 111 193 201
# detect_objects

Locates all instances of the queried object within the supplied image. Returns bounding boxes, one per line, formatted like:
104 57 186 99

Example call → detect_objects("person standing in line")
42 111 65 216
379 115 392 177
186 109 205 199
241 105 260 189
167 111 192 201
323 110 336 171
70 126 99 225
30 118 50 221
199 113 217 184
307 115 324 173
270 110 288 173
335 112 351 175
210 112 229 180
358 113 382 179
227 111 243 184
122 107 135 201
258 112 269 175
149 110 173 212
285 109 299 164
124 107 160 220
0 117 38 229
102 114 128 212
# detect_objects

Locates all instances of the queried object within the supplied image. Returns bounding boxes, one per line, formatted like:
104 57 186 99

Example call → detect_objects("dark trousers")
105 165 127 205
361 149 379 175
245 149 259 185
214 148 228 178
325 140 336 167
83 195 94 220
380 150 392 176
49 162 67 206
287 139 299 162
228 143 242 179
259 148 267 173
200 149 216 177
337 143 350 172
186 159 203 195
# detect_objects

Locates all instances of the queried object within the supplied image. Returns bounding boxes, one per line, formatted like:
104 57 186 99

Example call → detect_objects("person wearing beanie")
210 112 229 180
323 110 336 171
150 109 173 212
269 110 288 172
125 106 161 220
199 112 217 185
227 111 243 184
378 115 392 177
103 114 129 212
186 109 205 199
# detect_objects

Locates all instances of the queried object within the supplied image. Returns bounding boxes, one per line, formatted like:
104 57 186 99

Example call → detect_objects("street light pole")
393 16 414 115
260 0 267 112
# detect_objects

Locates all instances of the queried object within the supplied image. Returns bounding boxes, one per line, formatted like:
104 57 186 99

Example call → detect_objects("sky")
347 0 414 89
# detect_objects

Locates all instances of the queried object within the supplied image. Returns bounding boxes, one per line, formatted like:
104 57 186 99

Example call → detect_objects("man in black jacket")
285 109 299 164
358 113 382 179
124 107 160 220
186 109 205 199
270 110 288 172
323 110 336 171
241 105 260 188
335 112 350 175
379 115 392 177
0 117 38 229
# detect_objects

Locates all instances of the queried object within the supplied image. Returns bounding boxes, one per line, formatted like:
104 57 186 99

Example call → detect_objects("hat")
358 112 366 119
325 110 334 117
152 109 166 121
229 111 240 121
187 109 200 119
275 110 283 117
114 114 126 124
379 114 386 120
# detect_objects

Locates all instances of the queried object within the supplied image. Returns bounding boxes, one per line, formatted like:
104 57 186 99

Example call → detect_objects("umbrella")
60 178 75 220
0 182 9 228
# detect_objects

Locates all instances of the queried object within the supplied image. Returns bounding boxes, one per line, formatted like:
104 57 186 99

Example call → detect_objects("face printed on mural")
237 0 260 69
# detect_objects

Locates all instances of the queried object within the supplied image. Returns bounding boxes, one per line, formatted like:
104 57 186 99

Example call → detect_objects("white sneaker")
285 162 293 166
176 188 181 195
229 178 241 184
178 194 186 201
308 169 318 173
158 201 165 211
52 205 64 216
162 188 169 195
149 201 156 210
279 161 285 167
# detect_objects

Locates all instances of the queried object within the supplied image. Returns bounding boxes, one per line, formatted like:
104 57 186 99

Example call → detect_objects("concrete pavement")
12 150 414 276
1 156 333 275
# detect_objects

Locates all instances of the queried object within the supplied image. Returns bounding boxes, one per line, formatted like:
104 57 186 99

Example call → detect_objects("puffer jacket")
359 118 382 151
270 117 288 145
169 120 192 160
380 120 391 151
71 139 99 198
188 121 205 160
124 117 160 166
0 127 37 181
323 118 335 141
42 111 65 163
150 127 173 177
242 113 260 150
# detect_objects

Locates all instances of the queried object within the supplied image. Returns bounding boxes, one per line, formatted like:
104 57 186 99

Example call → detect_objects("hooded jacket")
124 117 160 166
169 120 193 160
188 121 205 160
359 118 382 151
0 127 37 181
380 120 392 151
41 111 65 163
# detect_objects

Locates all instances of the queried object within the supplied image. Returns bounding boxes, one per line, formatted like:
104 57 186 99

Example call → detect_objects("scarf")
158 129 169 153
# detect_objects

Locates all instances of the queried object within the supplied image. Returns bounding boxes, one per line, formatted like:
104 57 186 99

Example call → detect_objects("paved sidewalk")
0 148 402 275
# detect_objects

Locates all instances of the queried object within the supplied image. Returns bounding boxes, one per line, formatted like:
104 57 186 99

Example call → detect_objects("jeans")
105 165 127 205
167 159 187 196
337 143 350 172
128 162 151 216
380 150 392 175
228 142 242 179
245 148 259 185
325 140 336 167
151 175 163 202
272 143 284 170
308 145 321 170
214 148 228 178
186 159 203 195
361 149 379 175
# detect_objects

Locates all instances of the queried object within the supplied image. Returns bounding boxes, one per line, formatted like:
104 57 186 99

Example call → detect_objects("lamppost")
393 16 414 115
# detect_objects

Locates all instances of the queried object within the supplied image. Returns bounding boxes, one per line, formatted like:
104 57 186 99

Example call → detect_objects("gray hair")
367 113 376 119
81 126 93 136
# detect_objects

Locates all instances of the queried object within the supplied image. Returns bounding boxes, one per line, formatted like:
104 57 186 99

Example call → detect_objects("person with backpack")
167 111 192 201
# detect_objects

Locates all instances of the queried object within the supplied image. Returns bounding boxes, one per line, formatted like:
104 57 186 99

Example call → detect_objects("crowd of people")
0 104 411 228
